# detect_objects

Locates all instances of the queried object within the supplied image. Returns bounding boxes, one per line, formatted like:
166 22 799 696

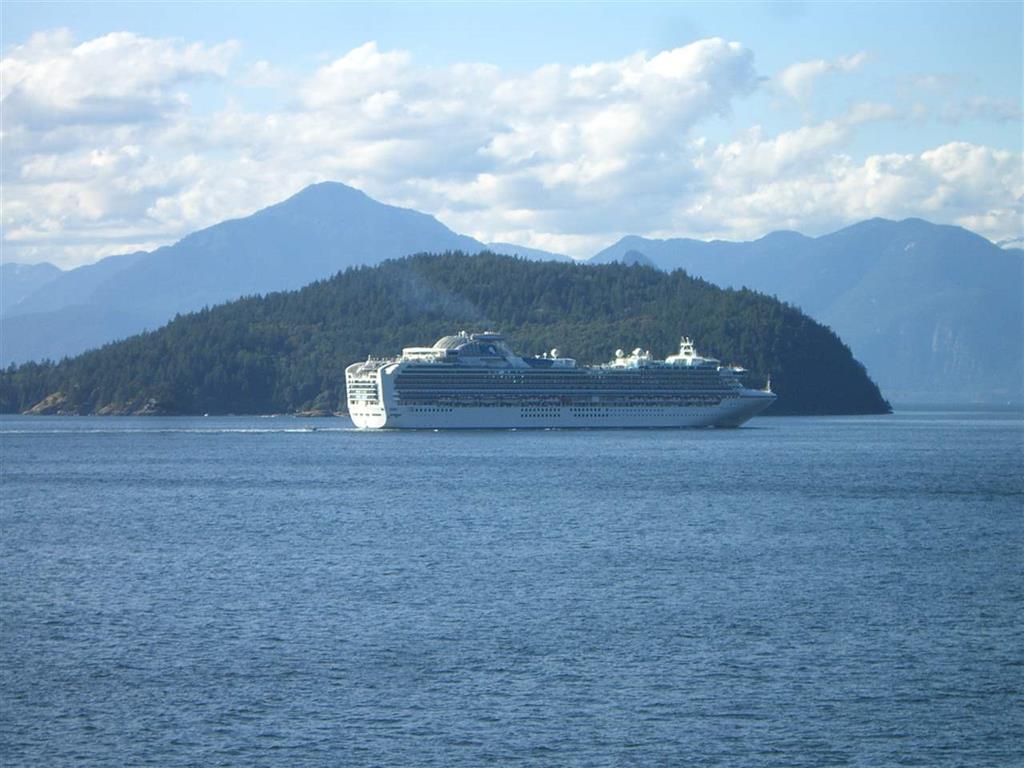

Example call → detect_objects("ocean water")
1 410 1021 766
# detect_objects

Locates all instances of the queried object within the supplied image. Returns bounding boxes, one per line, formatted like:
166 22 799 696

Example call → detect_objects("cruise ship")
346 331 776 429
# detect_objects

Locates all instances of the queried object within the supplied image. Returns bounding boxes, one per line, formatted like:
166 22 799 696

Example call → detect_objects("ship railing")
394 386 735 396
395 394 728 407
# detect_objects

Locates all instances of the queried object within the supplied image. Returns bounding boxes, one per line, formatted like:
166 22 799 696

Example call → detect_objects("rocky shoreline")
21 392 346 417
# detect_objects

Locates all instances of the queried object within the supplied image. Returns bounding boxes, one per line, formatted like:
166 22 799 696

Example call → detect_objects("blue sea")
2 409 1022 766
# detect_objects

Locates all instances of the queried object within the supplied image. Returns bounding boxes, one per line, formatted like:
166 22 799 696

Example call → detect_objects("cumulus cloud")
776 51 867 102
687 137 1022 241
2 34 763 264
1 30 1020 268
1 29 239 128
300 42 415 109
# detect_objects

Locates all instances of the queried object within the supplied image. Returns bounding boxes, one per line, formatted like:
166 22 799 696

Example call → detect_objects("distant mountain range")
592 221 1023 403
0 183 566 365
1 261 62 313
485 242 572 262
2 181 1020 404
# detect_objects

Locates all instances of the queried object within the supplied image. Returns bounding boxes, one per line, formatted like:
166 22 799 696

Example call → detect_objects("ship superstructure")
345 331 776 429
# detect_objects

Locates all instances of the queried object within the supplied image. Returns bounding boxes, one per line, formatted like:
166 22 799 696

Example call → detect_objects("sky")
2 1 1021 268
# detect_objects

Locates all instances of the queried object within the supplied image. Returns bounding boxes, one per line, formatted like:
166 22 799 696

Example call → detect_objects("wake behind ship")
346 331 775 429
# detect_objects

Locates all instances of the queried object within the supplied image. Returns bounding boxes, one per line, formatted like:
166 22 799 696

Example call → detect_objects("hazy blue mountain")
485 242 571 262
1 306 157 366
2 182 491 365
1 262 62 314
591 230 815 299
591 219 1023 403
593 248 658 268
4 251 147 319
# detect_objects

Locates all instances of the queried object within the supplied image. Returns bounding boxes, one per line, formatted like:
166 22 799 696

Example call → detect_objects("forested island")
0 253 890 416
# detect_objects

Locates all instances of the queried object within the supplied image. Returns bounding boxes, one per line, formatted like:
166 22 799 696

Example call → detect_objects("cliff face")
23 393 74 415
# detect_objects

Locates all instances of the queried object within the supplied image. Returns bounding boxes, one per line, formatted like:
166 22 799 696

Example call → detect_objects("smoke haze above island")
2 1 1021 267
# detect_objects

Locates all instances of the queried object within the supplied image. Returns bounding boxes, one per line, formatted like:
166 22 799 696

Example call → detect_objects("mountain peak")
289 180 370 202
262 181 380 219
1 180 486 365
755 230 811 246
820 217 998 255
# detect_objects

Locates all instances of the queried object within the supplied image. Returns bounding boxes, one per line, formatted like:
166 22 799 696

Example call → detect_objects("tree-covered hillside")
0 253 890 416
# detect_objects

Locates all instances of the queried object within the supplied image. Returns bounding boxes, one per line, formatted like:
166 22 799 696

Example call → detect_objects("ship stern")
345 361 390 429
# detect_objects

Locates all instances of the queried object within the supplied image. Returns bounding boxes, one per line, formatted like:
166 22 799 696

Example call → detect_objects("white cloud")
699 121 849 181
776 51 867 101
1 31 1020 267
688 137 1022 242
2 34 761 263
1 29 239 127
300 41 414 108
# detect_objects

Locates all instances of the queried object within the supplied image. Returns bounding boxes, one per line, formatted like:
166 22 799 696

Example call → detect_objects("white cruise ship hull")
349 390 775 430
346 332 777 430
